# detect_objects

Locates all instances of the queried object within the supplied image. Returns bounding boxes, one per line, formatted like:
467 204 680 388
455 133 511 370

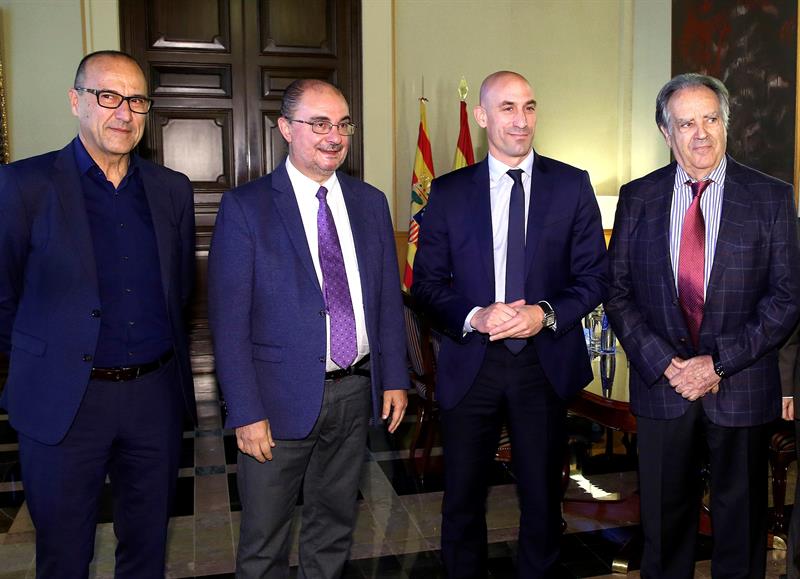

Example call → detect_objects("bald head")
479 71 534 107
474 70 537 167
280 79 348 119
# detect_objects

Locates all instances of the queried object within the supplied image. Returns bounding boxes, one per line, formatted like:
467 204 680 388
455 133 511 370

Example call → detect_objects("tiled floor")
0 326 793 578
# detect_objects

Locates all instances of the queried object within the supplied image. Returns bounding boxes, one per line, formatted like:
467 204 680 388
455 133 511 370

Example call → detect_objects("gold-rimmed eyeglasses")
287 118 356 136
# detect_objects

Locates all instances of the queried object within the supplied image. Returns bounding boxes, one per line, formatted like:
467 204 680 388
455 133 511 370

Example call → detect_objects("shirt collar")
675 156 727 187
487 149 535 185
72 136 138 179
285 156 339 196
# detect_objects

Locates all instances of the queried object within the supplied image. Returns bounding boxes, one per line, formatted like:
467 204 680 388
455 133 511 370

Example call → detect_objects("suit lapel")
140 163 173 300
651 166 678 303
52 143 99 289
271 164 323 297
339 174 371 306
525 153 556 274
706 159 748 297
472 160 495 296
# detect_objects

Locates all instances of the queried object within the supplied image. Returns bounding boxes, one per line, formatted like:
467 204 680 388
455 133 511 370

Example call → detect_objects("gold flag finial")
458 76 469 101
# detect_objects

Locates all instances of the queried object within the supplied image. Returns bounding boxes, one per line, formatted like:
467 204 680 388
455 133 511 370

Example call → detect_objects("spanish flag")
403 99 435 292
452 99 475 170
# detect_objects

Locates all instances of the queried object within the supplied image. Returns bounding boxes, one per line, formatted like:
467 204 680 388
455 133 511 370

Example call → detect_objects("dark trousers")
235 374 370 579
18 358 183 579
440 341 566 579
787 416 800 579
637 402 768 579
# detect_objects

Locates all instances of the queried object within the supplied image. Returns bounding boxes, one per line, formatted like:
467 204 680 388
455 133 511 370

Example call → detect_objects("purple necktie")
505 169 526 354
678 179 711 349
316 186 357 369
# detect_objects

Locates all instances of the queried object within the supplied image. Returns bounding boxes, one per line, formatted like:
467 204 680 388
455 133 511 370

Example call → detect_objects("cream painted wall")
361 0 396 219
0 0 119 161
388 0 671 230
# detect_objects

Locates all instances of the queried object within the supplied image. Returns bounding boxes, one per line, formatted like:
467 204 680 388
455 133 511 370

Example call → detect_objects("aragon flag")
402 99 435 292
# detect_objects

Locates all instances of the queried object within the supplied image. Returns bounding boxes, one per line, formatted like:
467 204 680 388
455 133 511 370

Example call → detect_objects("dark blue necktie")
505 169 526 354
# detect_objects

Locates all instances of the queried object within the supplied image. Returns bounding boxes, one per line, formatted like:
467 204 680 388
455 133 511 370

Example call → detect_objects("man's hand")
470 301 523 334
663 357 684 381
382 389 408 433
489 302 544 341
668 355 720 401
783 397 795 421
236 419 276 463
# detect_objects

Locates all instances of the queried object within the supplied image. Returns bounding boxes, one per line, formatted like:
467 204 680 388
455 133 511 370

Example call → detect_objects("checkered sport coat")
605 156 800 427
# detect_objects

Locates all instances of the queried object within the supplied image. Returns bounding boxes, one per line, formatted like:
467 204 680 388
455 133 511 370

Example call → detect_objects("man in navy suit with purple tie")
412 71 607 578
208 79 408 578
606 73 800 578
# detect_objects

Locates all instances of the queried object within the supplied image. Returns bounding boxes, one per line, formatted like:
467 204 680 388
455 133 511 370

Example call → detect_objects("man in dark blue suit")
208 79 408 578
606 73 800 578
0 51 196 578
412 70 607 578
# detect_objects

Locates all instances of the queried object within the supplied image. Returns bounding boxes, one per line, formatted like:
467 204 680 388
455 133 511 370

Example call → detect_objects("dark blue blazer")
0 140 197 444
605 157 800 426
411 154 608 410
207 162 408 439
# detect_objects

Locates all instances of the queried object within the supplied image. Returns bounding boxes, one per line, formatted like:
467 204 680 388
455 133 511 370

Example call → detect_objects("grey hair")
280 79 346 119
655 73 730 133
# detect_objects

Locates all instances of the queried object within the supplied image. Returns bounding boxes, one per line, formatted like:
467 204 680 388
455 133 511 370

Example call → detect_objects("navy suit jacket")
0 140 197 444
605 157 800 426
207 162 407 439
411 154 608 410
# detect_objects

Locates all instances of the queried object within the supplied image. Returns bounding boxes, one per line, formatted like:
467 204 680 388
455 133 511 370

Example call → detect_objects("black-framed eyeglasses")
74 87 153 114
287 118 356 136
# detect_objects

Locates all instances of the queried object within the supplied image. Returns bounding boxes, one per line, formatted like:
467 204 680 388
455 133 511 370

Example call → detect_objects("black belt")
91 350 174 382
325 354 370 381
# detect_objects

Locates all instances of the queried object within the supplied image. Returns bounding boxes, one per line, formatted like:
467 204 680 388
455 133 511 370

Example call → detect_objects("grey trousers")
235 374 370 579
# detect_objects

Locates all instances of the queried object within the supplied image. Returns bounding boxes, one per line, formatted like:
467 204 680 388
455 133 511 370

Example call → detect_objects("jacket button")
319 356 325 363
82 354 93 362
319 309 326 317
679 337 687 343
91 309 101 318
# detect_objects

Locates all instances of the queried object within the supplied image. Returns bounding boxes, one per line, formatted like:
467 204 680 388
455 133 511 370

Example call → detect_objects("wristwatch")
538 300 557 332
712 354 725 379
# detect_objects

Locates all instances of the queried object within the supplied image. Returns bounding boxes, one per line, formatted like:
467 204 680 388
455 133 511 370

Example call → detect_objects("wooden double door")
120 0 363 253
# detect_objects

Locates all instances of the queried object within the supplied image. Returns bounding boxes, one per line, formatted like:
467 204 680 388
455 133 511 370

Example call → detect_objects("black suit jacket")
412 154 607 410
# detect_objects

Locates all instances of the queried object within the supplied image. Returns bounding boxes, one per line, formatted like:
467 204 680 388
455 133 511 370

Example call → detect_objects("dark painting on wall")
672 0 797 186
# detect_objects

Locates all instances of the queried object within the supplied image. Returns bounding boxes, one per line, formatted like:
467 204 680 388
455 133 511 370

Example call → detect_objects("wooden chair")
402 292 440 477
770 421 797 537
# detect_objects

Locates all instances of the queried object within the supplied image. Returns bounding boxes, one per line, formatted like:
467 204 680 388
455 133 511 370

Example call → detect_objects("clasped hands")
471 299 544 339
664 355 720 401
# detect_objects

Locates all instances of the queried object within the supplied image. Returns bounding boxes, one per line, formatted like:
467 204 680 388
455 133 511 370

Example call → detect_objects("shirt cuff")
463 306 482 334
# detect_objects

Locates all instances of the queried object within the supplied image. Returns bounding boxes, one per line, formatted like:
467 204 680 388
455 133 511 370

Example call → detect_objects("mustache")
318 144 344 152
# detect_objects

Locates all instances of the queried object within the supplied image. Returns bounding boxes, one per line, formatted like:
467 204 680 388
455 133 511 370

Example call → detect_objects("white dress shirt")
668 157 726 298
286 158 369 371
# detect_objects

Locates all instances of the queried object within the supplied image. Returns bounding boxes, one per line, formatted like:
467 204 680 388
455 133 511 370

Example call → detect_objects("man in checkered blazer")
606 73 800 578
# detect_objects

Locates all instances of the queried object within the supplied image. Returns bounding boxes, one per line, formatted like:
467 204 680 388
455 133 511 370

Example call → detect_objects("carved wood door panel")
120 0 363 252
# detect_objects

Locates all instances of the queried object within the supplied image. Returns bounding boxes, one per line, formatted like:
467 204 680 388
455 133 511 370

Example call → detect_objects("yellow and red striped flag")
403 98 435 292
452 99 475 170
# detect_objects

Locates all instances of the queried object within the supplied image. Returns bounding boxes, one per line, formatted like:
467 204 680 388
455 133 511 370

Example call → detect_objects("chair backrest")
402 292 438 397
